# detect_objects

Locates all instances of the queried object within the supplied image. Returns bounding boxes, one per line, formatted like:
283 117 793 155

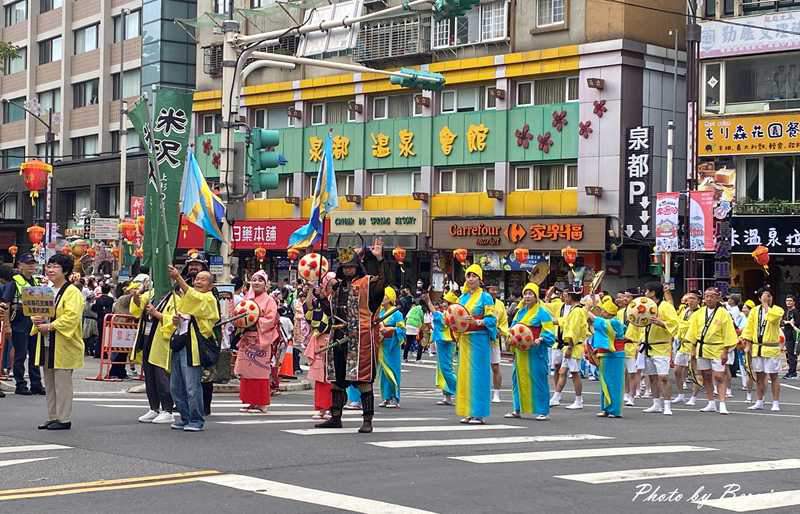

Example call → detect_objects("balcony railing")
734 200 800 215
352 15 431 64
743 0 800 13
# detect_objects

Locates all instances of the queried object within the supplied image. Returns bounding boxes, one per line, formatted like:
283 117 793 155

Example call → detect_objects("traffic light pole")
219 19 240 283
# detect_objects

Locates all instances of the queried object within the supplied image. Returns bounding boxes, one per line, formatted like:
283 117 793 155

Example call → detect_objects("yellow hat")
384 286 397 305
443 291 460 304
465 263 483 281
522 282 540 298
600 295 618 316
744 299 756 309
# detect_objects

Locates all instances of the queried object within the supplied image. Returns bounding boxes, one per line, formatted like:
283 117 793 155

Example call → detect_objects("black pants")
202 382 213 416
12 331 41 391
143 360 173 412
787 340 798 376
403 333 422 361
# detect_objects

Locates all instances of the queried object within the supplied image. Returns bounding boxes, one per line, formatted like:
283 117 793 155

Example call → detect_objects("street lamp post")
118 8 129 222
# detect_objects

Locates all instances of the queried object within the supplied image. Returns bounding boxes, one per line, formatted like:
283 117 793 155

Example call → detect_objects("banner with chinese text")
731 216 800 255
689 191 715 251
699 113 800 157
655 192 679 252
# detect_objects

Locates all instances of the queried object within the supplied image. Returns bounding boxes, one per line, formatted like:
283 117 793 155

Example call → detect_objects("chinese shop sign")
328 210 427 235
232 219 328 250
624 126 654 240
730 216 800 255
699 114 800 156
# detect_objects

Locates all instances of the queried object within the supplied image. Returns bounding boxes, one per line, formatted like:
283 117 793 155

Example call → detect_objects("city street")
1 360 800 514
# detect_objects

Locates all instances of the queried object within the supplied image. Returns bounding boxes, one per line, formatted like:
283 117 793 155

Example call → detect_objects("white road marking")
0 445 71 455
218 417 447 425
0 458 55 468
368 434 614 449
698 489 800 512
572 402 800 419
401 363 437 370
555 459 800 484
199 473 438 514
453 445 716 464
284 424 525 436
209 410 362 417
780 382 800 391
92 403 312 410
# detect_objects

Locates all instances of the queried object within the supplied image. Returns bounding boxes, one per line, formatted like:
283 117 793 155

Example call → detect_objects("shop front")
326 209 429 289
431 216 607 299
232 219 328 283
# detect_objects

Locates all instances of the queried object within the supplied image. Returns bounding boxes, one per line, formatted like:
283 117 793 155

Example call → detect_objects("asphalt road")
1 358 800 514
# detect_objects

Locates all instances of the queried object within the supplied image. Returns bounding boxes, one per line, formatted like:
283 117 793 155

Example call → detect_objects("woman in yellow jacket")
741 287 785 411
32 254 85 431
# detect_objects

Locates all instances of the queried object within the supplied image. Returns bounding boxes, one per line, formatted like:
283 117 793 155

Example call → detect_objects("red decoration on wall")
212 152 221 169
202 139 213 155
537 132 554 153
579 121 593 139
552 110 568 132
515 124 533 149
593 100 607 118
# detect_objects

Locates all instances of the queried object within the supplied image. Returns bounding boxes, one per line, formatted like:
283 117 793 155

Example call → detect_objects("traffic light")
247 128 286 194
648 248 664 276
432 0 480 20
390 68 446 92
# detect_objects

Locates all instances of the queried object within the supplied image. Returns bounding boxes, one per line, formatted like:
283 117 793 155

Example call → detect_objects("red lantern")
119 220 138 242
561 246 578 268
254 247 267 263
287 247 300 262
27 225 45 245
752 245 770 275
514 247 529 264
453 248 468 265
86 247 96 258
8 245 18 258
392 246 406 265
19 160 53 206
136 215 145 236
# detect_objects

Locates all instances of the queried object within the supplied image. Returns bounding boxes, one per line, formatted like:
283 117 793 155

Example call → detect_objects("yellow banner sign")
699 114 800 156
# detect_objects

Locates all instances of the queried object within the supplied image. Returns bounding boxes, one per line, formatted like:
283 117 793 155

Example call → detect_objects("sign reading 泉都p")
328 210 427 235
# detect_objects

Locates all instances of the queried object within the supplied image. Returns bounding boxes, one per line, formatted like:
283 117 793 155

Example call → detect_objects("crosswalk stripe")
74 398 307 407
199 473 439 514
218 417 447 425
0 458 55 468
94 404 314 410
283 424 524 436
368 434 614 449
210 410 362 417
402 363 437 370
697 489 800 512
555 458 800 484
0 445 71 455
453 445 716 464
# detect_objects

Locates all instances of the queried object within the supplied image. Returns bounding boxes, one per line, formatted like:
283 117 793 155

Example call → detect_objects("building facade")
191 0 687 293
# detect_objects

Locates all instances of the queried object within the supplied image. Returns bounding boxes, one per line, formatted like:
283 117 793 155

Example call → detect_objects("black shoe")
15 388 32 396
46 421 71 430
358 418 373 433
0 390 5 398
314 416 342 429
38 420 56 430
30 388 46 396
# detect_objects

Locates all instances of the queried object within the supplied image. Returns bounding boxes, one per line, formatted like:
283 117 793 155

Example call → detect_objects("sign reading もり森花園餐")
699 114 800 156
328 210 426 235
431 218 606 251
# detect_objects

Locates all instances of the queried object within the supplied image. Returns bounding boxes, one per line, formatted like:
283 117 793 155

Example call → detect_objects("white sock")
663 400 671 410
772 400 780 409
574 395 583 405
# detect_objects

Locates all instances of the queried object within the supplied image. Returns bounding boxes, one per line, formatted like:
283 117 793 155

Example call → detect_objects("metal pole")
45 109 53 253
685 0 701 291
664 120 674 285
118 9 128 222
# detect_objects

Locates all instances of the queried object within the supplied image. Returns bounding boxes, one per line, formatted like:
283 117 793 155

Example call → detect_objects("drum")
627 296 658 327
509 323 534 350
233 299 261 329
298 253 330 283
444 303 471 334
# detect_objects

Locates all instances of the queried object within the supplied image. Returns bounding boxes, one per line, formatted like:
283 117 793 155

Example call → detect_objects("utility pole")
685 0 701 291
218 19 240 283
119 8 129 223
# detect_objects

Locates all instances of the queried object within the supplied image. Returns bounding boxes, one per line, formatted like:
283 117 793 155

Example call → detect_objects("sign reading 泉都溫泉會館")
327 210 427 235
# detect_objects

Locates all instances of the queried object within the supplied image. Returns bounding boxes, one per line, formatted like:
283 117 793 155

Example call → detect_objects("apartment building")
191 0 687 292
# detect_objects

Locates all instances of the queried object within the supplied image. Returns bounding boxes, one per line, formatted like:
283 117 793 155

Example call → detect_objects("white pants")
490 343 501 365
751 356 781 374
674 352 692 367
644 356 670 376
696 357 725 373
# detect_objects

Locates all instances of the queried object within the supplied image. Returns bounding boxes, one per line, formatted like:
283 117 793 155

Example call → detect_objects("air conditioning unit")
363 0 388 12
203 45 223 78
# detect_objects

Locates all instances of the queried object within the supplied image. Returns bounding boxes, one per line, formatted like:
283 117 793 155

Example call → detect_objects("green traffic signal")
390 68 446 91
248 128 284 194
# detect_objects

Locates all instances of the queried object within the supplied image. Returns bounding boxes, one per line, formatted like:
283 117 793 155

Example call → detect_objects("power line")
598 0 800 37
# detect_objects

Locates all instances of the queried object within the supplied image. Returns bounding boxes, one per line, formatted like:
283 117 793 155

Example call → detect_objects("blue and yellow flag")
181 151 225 241
288 132 338 249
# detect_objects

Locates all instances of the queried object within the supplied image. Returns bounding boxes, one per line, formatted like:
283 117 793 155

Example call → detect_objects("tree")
0 42 19 74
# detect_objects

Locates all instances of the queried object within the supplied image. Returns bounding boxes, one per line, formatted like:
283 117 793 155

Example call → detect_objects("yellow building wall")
244 199 296 219
362 196 422 211
431 193 496 217
300 196 358 218
505 190 578 216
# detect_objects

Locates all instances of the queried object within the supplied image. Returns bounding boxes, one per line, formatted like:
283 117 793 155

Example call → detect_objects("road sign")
209 255 223 275
90 218 119 240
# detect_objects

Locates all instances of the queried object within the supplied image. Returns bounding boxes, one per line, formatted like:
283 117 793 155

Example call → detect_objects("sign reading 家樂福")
328 210 427 235
624 125 653 240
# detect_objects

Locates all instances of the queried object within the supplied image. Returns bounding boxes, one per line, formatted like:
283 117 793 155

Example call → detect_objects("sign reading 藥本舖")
328 210 427 235
699 114 800 156
431 217 606 251
731 216 800 255
232 219 328 250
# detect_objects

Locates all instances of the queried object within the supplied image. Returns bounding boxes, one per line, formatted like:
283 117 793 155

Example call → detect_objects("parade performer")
549 288 575 398
673 290 700 406
685 287 738 415
315 238 388 434
304 272 335 419
741 287 785 411
454 264 497 424
586 296 625 418
425 291 458 405
487 285 508 403
551 289 588 409
130 276 177 424
505 283 555 420
234 270 279 413
378 287 405 408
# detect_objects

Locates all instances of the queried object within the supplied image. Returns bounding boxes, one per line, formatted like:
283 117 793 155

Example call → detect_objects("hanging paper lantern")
134 247 144 259
561 246 578 267
27 225 45 245
751 245 770 275
514 247 529 264
8 245 18 258
286 247 300 262
254 247 267 263
86 247 96 258
136 215 145 235
119 220 138 242
19 160 53 206
453 248 468 265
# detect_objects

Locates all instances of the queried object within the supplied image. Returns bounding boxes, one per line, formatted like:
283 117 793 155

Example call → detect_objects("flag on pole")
181 151 225 241
288 131 338 250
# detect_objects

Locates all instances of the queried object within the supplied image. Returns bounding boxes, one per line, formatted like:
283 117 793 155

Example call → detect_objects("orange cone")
280 340 294 378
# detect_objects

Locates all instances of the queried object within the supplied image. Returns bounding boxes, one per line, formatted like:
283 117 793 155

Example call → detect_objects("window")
484 87 497 110
4 0 26 27
260 174 293 200
567 77 579 101
38 37 62 64
325 101 347 124
110 129 142 154
370 171 415 196
388 95 412 119
438 167 493 193
96 185 132 217
213 0 226 14
372 97 387 120
515 164 577 191
412 171 422 192
704 0 716 17
517 82 532 106
537 0 565 27
73 79 99 108
202 113 221 134
3 97 25 123
254 107 289 129
36 141 59 160
432 0 507 49
456 87 478 112
347 104 358 122
0 194 17 219
516 76 578 106
60 188 91 220
441 90 456 114
74 24 99 55
336 172 354 195
311 103 325 125
71 135 98 159
739 156 800 202
704 62 721 113
40 0 62 13
371 173 386 195
1 147 24 169
251 0 274 7
38 89 61 113
113 9 141 43
4 46 25 75
413 94 425 116
744 0 800 14
112 69 141 100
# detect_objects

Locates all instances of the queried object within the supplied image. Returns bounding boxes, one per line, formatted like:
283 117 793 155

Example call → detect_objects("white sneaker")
152 411 175 424
491 390 501 403
672 394 685 404
565 400 583 410
748 400 764 411
624 397 635 407
685 396 696 406
718 402 729 415
662 401 672 416
138 410 159 423
643 400 663 413
699 402 717 413
746 392 752 403
549 395 561 407
771 401 781 412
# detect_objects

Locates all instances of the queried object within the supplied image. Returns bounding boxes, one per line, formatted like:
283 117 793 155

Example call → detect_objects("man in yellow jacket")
741 287 785 411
